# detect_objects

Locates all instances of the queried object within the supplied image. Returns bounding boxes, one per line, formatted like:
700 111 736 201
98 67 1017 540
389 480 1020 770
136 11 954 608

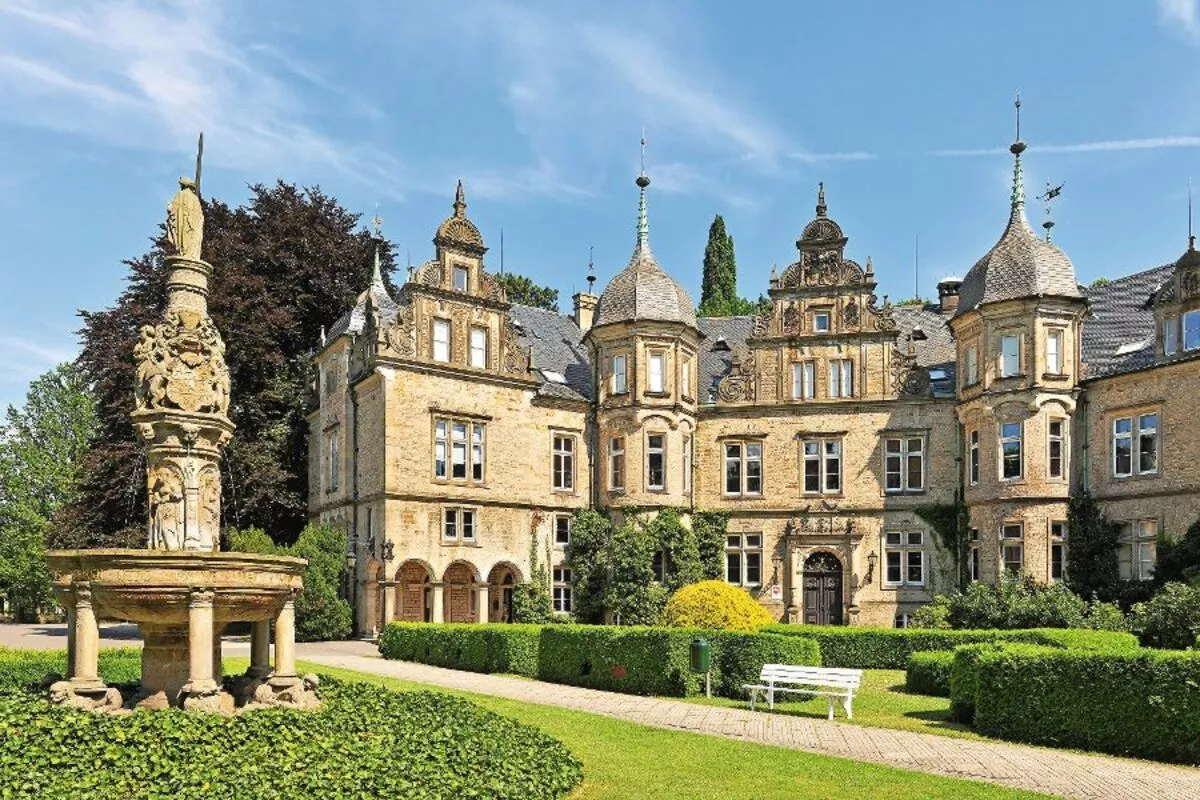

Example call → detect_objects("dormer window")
1186 309 1200 351
1164 316 1179 355
453 265 469 292
814 312 831 332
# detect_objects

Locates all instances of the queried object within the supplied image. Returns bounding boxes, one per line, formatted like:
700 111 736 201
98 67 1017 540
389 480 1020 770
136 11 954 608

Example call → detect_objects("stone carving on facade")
383 303 416 357
717 352 757 403
479 271 508 303
416 261 442 288
500 317 528 375
782 303 800 334
752 314 770 338
843 299 860 328
890 346 931 397
148 464 185 549
134 309 230 415
199 465 220 545
166 178 204 260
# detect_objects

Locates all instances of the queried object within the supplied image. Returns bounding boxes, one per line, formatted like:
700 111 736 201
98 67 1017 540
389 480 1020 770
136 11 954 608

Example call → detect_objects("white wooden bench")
744 664 863 719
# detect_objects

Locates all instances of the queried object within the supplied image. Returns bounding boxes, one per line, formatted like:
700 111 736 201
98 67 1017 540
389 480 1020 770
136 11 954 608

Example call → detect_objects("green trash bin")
690 637 710 673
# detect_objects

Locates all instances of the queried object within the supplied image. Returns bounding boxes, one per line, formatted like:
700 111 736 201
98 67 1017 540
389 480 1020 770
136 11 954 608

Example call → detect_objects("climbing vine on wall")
915 495 970 591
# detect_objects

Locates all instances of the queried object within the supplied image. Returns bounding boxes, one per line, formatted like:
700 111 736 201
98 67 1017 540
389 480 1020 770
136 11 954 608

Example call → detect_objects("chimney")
937 277 962 317
573 291 598 332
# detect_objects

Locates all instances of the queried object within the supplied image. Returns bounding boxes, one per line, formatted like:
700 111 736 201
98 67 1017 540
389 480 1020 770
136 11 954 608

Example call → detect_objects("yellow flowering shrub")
661 580 772 632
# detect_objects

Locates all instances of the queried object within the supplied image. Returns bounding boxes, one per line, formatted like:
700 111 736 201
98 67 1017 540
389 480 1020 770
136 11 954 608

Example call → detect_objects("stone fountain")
46 146 318 713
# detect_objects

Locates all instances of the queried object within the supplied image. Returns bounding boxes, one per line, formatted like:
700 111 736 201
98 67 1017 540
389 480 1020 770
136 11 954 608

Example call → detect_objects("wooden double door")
802 552 844 626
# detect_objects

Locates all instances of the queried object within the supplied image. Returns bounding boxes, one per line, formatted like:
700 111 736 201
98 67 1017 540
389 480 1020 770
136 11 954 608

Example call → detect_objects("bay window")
1000 422 1022 480
609 436 625 491
1001 523 1024 573
1046 329 1063 374
646 434 665 490
648 352 665 393
612 355 628 394
1000 335 1020 377
1048 419 1065 479
1050 521 1067 581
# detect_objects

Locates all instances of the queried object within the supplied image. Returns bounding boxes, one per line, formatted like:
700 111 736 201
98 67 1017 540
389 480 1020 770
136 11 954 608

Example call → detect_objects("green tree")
1066 491 1123 601
1155 517 1200 586
0 364 97 620
495 272 559 311
699 215 737 315
564 508 613 623
511 522 554 623
54 182 392 548
603 521 668 625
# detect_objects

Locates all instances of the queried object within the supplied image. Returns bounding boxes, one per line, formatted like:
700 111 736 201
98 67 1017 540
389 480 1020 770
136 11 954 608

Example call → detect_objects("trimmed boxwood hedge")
0 647 141 689
0 653 581 799
904 650 954 697
379 623 821 698
973 647 1200 764
760 625 1138 669
378 623 541 677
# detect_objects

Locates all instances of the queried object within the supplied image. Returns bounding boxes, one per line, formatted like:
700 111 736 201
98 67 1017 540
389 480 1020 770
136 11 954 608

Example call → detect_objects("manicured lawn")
687 668 987 742
299 661 1046 800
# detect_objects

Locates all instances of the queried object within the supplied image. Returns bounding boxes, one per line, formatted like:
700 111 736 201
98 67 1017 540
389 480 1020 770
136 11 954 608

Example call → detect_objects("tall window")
648 352 665 393
612 355 627 394
1113 413 1159 477
725 533 762 587
469 326 488 368
554 514 571 547
1118 519 1157 581
966 344 979 385
1000 422 1023 480
884 531 925 587
453 265 469 292
723 441 762 496
828 359 853 398
327 430 341 491
681 357 692 398
682 435 693 494
1165 315 1179 355
802 438 842 494
1048 419 1065 479
435 418 485 482
552 566 573 613
1046 329 1063 374
968 430 980 485
968 528 981 582
813 311 831 332
1050 521 1067 581
1000 335 1020 377
552 434 575 491
791 361 816 400
443 508 477 543
646 434 665 490
884 437 924 493
432 318 451 362
1001 523 1024 573
609 436 625 490
1186 309 1200 351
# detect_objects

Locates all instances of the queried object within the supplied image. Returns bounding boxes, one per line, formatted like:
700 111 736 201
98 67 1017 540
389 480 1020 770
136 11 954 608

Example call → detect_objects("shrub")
661 580 773 632
536 625 819 698
378 623 541 677
905 651 953 697
923 574 1127 631
0 672 582 798
0 647 141 689
229 524 352 642
973 646 1200 763
1153 516 1200 586
948 643 1007 723
761 625 1137 669
1130 582 1200 649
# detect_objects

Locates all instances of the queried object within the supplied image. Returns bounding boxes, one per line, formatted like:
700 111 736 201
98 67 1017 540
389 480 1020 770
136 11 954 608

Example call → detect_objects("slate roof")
1081 264 1173 379
594 243 698 329
509 303 593 402
326 277 398 340
956 203 1082 318
697 316 755 401
893 305 957 397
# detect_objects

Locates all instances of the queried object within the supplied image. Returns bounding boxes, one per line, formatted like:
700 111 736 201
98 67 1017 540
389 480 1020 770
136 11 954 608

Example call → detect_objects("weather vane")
371 213 383 238
1039 181 1063 242
640 128 647 176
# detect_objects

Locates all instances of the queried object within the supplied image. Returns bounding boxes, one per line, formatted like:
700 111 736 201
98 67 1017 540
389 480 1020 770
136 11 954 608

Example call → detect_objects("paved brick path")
298 640 1200 800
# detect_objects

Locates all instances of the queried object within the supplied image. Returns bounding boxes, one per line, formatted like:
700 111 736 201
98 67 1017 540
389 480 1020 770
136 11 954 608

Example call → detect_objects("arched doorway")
396 560 433 623
486 563 522 623
802 551 844 626
442 562 479 623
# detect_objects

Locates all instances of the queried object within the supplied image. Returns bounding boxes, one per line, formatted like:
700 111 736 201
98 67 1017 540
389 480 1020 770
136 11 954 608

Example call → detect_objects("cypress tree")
699 215 737 315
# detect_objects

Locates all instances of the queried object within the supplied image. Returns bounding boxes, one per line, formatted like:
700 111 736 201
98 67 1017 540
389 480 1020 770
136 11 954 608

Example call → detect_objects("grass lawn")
686 669 987 742
292 660 1046 800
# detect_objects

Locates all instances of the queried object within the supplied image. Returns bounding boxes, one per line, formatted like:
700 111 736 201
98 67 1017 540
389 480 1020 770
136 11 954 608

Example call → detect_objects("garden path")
299 640 1200 800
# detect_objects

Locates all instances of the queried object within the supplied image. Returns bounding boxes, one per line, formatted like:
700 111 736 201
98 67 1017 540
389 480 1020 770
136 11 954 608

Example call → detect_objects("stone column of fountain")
47 148 318 713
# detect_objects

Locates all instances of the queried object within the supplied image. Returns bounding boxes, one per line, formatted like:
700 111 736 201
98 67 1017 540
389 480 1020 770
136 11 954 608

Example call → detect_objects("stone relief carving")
500 317 528 375
479 271 508 303
383 303 416 357
148 464 185 549
717 352 757 403
752 314 770 338
782 304 800 335
198 465 220 551
843 299 860 328
134 309 230 416
166 178 203 260
890 347 930 397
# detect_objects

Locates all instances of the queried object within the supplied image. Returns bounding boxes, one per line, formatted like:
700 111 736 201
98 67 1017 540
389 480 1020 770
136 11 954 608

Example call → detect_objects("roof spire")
453 179 466 218
1189 177 1195 251
816 181 827 217
587 244 596 292
1009 93 1026 217
635 131 651 253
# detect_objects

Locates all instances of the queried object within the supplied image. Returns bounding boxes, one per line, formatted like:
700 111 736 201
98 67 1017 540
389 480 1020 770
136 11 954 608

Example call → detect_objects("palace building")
309 133 1200 634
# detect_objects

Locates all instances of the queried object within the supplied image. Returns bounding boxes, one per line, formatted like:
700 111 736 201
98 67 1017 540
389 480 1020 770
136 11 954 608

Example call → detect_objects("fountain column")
272 590 298 682
186 589 217 691
70 583 101 688
248 620 272 678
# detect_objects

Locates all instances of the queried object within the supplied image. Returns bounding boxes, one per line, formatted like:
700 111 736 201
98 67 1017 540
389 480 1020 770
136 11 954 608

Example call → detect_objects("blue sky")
3 0 1200 410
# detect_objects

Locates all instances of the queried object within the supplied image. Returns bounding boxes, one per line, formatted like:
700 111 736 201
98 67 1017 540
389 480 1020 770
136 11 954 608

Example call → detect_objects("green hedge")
378 623 541 677
760 625 1138 669
905 651 954 697
0 647 141 689
973 647 1200 764
379 623 821 699
0 672 582 798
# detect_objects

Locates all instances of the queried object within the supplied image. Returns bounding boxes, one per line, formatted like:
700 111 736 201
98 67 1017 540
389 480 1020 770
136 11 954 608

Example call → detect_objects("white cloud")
932 136 1200 157
1159 0 1200 38
0 335 76 383
0 0 398 192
